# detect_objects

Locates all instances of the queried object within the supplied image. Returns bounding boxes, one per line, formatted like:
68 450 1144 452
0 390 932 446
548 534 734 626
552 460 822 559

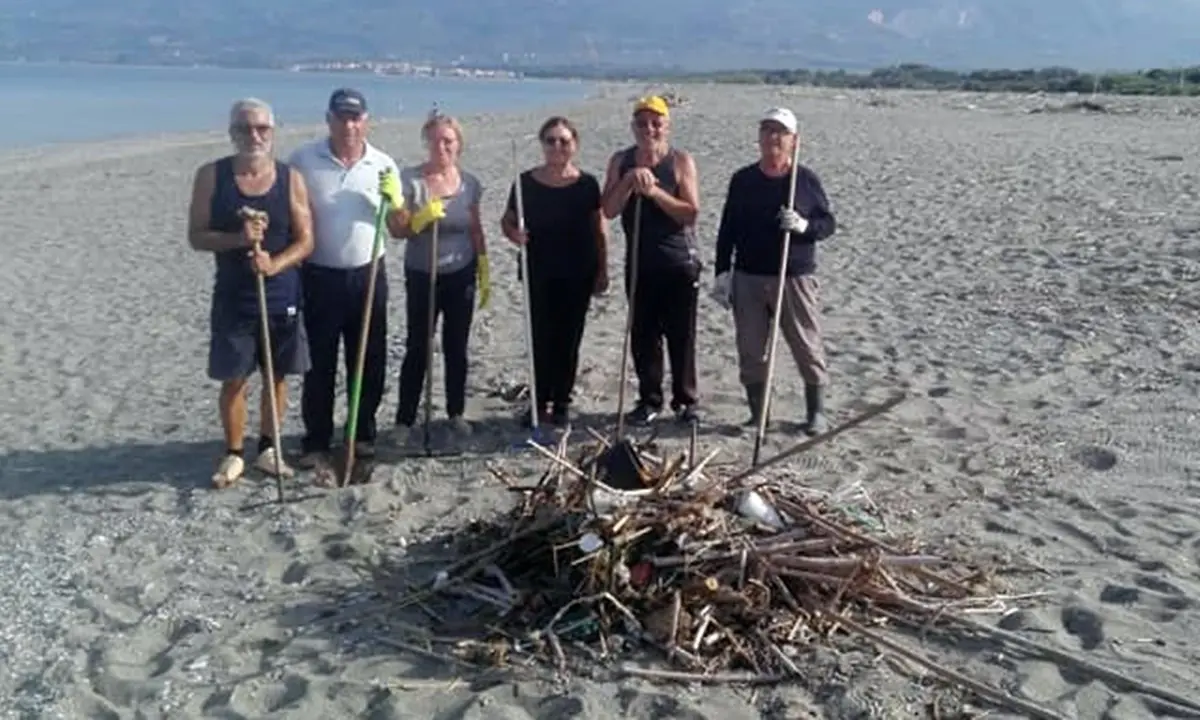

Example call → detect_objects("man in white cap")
287 88 405 469
711 107 837 435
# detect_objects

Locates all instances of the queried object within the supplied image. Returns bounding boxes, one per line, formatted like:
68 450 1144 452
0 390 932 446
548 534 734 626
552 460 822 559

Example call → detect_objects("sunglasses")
541 136 572 146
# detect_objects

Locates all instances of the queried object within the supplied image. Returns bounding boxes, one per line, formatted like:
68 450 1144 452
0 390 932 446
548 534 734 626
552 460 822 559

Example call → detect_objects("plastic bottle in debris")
736 489 787 529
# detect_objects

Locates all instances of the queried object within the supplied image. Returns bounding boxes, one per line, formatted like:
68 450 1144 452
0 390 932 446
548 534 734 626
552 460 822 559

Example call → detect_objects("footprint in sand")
1074 444 1119 471
1061 604 1106 650
280 561 309 585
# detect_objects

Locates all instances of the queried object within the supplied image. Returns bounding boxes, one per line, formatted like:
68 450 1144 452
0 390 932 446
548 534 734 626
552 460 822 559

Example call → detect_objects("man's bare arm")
187 163 247 252
645 150 699 226
272 167 314 272
600 152 633 220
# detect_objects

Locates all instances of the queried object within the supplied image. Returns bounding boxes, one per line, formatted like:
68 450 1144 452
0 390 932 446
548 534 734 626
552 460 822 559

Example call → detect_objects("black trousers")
300 262 388 451
626 265 699 410
395 263 476 426
529 274 593 408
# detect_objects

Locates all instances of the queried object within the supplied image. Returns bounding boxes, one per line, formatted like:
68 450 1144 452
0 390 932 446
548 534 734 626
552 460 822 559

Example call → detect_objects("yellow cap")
633 95 669 118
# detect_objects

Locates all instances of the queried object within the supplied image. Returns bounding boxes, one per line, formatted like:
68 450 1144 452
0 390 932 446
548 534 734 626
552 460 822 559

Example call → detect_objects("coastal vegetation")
522 63 1200 97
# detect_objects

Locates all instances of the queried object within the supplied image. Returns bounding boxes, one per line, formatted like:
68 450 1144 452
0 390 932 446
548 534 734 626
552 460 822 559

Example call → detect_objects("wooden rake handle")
238 206 285 503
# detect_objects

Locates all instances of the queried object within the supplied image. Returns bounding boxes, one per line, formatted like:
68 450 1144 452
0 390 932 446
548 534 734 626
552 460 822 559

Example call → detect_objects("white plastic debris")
578 532 604 553
736 490 787 530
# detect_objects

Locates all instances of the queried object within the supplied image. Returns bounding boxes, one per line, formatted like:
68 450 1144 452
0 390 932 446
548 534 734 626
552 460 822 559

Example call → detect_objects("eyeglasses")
635 118 664 130
541 136 572 147
234 123 273 135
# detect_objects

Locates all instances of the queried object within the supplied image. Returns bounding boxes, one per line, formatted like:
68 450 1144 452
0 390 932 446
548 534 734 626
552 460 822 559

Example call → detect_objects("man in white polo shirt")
287 88 404 469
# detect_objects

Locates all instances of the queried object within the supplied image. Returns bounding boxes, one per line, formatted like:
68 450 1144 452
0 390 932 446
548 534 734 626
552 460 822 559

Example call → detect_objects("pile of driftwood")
388 398 970 666
378 395 1200 719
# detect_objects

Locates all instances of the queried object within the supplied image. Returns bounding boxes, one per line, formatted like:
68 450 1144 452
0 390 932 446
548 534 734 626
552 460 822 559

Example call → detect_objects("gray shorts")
207 302 311 382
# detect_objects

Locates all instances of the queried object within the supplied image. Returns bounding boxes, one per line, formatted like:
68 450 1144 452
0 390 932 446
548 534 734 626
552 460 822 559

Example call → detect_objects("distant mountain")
1 0 1198 71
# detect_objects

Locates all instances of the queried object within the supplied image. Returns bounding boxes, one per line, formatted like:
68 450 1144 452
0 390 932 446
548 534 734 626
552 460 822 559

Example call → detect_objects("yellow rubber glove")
378 168 404 210
409 197 446 235
476 254 491 309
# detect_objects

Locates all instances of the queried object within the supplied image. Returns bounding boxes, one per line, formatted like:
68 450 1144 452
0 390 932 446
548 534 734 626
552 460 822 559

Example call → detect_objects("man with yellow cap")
601 95 702 426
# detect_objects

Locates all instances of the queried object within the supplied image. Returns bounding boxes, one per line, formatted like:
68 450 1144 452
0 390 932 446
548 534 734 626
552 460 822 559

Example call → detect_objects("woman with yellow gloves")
389 111 491 445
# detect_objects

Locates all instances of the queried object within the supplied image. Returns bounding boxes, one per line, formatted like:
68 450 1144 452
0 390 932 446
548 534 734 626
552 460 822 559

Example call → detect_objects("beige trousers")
731 271 828 388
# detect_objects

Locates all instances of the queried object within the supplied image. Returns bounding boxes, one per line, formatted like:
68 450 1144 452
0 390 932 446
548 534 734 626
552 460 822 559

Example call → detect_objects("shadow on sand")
0 437 235 501
0 412 757 503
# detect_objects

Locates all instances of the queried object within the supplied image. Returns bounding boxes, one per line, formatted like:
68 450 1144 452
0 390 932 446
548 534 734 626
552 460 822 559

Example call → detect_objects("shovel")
334 191 391 486
598 195 648 491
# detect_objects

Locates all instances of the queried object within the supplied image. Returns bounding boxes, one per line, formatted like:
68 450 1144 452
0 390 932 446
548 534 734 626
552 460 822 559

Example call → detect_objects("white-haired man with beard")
187 97 315 488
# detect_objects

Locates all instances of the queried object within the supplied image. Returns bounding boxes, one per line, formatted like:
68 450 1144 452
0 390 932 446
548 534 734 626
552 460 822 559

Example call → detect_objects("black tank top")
209 157 300 318
617 146 698 274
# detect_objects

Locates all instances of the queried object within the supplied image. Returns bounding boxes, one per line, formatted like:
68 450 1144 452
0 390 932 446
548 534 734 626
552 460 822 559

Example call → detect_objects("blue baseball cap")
328 88 368 116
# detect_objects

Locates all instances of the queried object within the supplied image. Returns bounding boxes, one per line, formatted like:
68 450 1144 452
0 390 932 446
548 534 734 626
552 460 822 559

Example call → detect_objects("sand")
2 82 1199 719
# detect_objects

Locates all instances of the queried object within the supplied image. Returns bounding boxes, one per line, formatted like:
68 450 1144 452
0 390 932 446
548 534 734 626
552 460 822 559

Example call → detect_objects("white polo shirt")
287 138 401 269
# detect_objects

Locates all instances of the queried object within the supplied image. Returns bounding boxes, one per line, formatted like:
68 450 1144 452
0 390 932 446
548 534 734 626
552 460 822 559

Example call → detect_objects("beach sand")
2 82 1199 719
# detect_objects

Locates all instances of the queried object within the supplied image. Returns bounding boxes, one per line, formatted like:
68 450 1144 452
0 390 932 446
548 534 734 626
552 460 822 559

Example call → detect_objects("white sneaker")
254 447 295 478
212 453 245 489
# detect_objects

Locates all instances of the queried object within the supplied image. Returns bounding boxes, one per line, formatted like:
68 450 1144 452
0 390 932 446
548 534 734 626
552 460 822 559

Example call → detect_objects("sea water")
0 62 592 150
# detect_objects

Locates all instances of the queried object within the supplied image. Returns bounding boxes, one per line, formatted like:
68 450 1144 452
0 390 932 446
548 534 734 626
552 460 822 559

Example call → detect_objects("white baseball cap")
760 107 798 133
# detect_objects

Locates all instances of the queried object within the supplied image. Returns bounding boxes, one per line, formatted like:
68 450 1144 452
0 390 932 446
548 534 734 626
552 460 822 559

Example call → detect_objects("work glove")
711 271 732 310
476 254 491 309
378 169 404 209
409 197 446 235
778 207 809 235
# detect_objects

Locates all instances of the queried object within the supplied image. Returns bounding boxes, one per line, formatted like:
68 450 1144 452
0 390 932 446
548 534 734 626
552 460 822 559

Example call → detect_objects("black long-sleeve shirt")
714 162 836 277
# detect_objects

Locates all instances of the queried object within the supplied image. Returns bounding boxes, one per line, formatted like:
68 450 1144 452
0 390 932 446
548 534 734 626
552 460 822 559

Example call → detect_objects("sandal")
211 453 245 489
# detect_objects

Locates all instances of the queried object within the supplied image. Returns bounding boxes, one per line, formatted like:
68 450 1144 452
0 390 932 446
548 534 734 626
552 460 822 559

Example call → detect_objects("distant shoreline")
5 57 1200 97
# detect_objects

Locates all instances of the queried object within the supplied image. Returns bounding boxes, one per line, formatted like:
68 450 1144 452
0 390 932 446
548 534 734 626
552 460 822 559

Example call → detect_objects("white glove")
711 272 732 310
778 207 809 235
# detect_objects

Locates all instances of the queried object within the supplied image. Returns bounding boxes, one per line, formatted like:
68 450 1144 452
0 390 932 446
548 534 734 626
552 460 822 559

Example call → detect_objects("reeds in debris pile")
381 396 1200 719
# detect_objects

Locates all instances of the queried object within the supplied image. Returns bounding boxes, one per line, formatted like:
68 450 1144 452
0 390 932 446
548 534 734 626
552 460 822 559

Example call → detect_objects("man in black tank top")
187 98 316 489
601 95 702 425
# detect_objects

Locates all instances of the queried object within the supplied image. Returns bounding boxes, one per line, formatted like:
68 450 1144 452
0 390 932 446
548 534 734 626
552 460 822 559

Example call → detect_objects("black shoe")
802 384 827 436
625 403 660 426
743 383 766 427
675 403 700 425
519 405 550 429
551 403 570 427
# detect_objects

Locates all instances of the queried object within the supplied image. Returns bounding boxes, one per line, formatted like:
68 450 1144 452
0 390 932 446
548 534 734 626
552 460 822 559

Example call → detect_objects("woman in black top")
501 116 609 427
